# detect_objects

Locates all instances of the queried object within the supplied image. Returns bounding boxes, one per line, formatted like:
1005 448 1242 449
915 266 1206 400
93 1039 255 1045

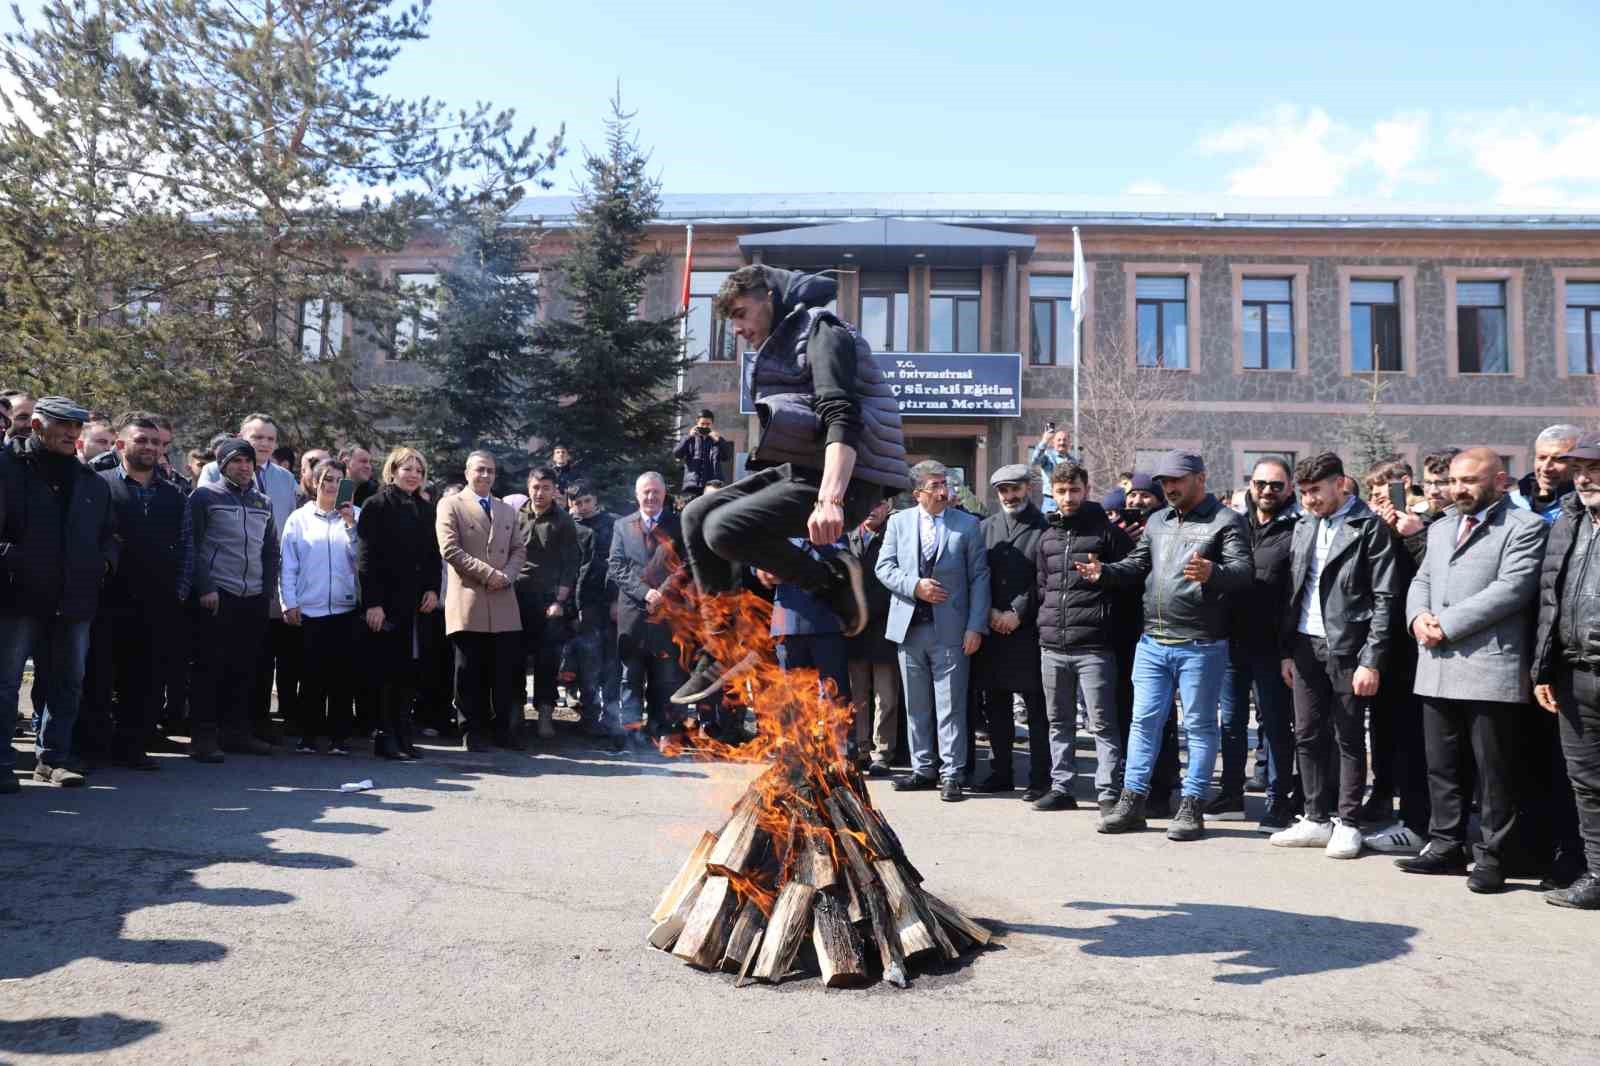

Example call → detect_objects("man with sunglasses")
1214 458 1300 830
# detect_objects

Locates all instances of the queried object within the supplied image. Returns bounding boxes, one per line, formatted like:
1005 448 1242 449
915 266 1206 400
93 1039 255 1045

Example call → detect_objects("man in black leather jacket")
1077 450 1253 842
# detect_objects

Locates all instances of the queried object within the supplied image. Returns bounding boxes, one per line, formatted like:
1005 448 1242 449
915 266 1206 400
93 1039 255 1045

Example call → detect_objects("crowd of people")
1 382 1596 913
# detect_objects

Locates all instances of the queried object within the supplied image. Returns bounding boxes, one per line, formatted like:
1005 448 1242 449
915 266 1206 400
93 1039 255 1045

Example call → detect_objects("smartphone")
1387 482 1407 512
335 478 356 508
1045 419 1057 432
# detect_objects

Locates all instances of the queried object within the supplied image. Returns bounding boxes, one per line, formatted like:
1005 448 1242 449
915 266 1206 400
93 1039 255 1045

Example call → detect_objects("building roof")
738 219 1036 268
508 192 1600 232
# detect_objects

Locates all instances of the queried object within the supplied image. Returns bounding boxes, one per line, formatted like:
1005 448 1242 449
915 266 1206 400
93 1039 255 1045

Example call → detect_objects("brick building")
356 194 1600 493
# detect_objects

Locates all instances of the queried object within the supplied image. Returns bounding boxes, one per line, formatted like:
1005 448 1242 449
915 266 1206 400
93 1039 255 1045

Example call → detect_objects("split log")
811 893 868 988
790 827 838 891
924 892 992 947
652 831 717 923
707 792 769 877
823 797 875 883
861 880 909 988
907 876 960 961
873 859 936 957
647 874 705 951
734 928 765 988
751 882 817 983
721 900 767 973
832 786 925 884
672 876 740 970
839 861 865 923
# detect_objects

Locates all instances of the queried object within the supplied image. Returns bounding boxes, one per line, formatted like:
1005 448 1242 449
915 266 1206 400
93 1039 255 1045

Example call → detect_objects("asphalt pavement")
3 722 1597 1065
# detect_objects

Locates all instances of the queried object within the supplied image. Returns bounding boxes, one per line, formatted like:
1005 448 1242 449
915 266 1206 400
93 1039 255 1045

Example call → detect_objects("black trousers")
681 463 879 599
155 607 191 733
111 603 176 757
451 631 523 740
250 617 302 737
1554 667 1600 874
1423 697 1524 869
75 615 117 757
1368 644 1431 832
974 689 1048 790
190 592 268 744
415 611 454 733
1291 634 1368 824
523 612 566 708
298 612 359 744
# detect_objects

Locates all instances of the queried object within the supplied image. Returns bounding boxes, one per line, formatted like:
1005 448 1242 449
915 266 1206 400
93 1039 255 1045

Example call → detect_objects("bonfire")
647 580 990 988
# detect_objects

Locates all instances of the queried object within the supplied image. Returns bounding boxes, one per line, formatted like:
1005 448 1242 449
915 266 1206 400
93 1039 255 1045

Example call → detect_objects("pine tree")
1340 365 1398 475
525 94 694 504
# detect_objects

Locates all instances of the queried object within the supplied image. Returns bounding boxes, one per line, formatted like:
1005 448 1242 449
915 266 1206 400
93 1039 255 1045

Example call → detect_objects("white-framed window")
298 298 345 360
394 271 439 356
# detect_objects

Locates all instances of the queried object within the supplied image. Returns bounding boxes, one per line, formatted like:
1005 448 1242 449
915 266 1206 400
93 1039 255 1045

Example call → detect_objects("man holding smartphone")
674 410 730 496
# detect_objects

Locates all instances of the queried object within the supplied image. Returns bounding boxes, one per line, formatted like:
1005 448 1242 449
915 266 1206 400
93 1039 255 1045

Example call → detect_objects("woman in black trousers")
355 447 442 759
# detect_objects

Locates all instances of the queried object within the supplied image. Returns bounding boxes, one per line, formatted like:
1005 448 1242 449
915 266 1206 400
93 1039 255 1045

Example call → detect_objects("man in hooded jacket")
671 266 911 705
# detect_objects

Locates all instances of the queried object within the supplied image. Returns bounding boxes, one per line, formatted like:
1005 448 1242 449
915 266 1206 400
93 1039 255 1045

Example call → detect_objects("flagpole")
1071 226 1086 462
675 223 694 435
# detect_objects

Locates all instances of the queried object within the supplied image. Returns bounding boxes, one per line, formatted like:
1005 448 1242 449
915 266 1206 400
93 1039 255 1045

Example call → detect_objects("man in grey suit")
1396 447 1549 893
875 461 990 802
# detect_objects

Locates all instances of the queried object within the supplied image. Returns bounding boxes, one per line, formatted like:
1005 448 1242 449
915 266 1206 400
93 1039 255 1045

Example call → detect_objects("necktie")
479 497 491 520
643 515 654 537
1456 514 1477 549
921 515 937 564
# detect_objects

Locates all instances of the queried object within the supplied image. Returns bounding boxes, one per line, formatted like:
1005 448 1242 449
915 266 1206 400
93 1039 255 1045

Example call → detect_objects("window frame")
1241 279 1293 371
1349 281 1402 373
1442 266 1524 379
1337 266 1416 378
929 287 981 354
860 289 910 353
1134 277 1189 369
1123 263 1202 371
1028 274 1074 367
297 297 345 361
1455 280 1509 375
392 270 440 359
1552 268 1600 378
686 269 737 362
1229 264 1308 375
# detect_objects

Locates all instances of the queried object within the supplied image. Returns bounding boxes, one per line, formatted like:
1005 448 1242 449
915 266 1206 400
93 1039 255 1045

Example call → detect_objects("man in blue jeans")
1076 450 1253 841
0 397 118 790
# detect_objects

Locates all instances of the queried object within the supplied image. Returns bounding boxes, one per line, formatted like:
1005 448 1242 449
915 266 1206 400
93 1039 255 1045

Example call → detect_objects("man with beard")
971 464 1051 798
97 414 192 770
565 483 620 738
1214 456 1300 831
1514 424 1581 525
1080 450 1253 841
1533 432 1600 909
0 397 117 789
1032 463 1131 814
1397 448 1546 892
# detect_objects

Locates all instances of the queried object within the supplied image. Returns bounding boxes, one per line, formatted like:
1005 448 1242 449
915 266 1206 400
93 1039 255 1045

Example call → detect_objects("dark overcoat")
973 503 1047 693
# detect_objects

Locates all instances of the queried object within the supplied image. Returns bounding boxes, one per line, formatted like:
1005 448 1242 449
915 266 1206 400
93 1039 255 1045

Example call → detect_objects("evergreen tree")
526 94 694 504
1340 365 1398 475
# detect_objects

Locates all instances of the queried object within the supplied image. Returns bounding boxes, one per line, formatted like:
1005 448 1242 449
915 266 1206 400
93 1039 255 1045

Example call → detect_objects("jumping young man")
672 266 911 705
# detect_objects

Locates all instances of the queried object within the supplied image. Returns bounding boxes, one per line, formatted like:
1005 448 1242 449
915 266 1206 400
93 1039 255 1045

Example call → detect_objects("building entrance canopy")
738 219 1035 270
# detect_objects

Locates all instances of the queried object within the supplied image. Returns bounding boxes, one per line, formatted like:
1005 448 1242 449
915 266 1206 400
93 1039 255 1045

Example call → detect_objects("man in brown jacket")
438 450 526 752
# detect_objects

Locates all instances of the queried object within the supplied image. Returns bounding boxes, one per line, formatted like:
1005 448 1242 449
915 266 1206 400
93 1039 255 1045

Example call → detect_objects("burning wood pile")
648 586 990 988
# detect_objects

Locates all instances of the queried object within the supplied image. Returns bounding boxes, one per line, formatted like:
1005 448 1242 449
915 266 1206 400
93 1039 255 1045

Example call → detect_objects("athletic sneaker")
1256 799 1293 834
671 649 759 705
1362 822 1424 854
1269 816 1334 848
1203 792 1246 821
1325 820 1363 859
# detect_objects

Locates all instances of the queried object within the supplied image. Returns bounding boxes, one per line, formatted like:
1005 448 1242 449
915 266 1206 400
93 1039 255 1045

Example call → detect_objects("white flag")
1071 226 1088 330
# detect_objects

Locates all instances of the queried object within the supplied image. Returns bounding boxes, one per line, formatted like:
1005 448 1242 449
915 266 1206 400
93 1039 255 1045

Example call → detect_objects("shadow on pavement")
995 900 1419 984
0 725 710 1057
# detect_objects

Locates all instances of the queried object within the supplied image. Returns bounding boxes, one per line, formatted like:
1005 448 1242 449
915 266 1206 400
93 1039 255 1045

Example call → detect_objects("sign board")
739 352 1023 419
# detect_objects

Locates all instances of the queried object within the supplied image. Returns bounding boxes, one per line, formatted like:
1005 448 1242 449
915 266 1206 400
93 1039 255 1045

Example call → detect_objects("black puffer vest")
1034 502 1128 652
744 268 911 491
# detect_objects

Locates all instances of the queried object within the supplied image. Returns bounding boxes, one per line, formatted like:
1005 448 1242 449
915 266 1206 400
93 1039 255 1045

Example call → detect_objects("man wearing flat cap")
0 396 118 790
1531 431 1600 909
970 464 1050 798
1077 449 1253 841
185 437 280 762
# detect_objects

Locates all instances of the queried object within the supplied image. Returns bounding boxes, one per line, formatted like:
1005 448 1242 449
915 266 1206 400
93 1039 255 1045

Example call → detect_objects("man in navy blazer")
875 461 990 801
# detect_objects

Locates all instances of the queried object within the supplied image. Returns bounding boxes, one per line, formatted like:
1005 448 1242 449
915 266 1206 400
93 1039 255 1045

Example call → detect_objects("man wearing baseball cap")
1075 449 1253 841
0 396 118 790
1532 431 1600 909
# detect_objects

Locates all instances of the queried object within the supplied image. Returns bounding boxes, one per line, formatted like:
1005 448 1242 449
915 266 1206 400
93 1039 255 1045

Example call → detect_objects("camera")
696 425 711 436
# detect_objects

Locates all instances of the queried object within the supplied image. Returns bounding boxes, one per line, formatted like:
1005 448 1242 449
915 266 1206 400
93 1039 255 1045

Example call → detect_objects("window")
1135 276 1188 368
125 288 161 327
514 271 540 331
1241 278 1293 370
1565 281 1600 375
298 299 345 360
1029 275 1074 367
1456 280 1508 374
930 269 980 353
1350 280 1402 372
861 291 910 353
686 270 735 362
395 272 439 356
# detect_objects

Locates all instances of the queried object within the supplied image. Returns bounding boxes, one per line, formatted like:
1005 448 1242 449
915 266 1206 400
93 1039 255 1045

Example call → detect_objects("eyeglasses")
1251 480 1286 492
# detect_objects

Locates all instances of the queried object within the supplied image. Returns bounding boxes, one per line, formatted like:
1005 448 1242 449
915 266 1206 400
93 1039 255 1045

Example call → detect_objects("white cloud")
1449 109 1600 207
1199 105 1432 198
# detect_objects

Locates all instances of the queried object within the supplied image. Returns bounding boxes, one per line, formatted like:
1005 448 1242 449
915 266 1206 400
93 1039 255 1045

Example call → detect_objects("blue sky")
10 0 1600 207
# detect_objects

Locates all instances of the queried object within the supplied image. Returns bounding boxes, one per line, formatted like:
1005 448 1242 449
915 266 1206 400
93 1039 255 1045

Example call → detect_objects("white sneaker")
1362 822 1424 854
1269 816 1334 848
1325 820 1363 859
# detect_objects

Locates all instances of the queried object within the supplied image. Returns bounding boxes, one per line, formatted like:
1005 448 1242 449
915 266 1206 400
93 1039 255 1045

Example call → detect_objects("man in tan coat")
438 450 526 752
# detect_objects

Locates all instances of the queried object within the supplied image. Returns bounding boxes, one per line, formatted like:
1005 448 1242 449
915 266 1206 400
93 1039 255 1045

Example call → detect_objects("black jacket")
355 484 442 621
1229 496 1299 653
1099 494 1253 643
845 522 896 663
574 510 618 628
1034 502 1133 653
607 510 683 657
0 438 117 622
974 503 1050 691
1533 492 1598 682
1280 497 1400 671
673 432 730 489
100 467 190 611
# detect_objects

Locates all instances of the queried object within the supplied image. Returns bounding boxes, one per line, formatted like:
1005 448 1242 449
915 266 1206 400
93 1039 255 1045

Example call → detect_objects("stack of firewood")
648 763 990 988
